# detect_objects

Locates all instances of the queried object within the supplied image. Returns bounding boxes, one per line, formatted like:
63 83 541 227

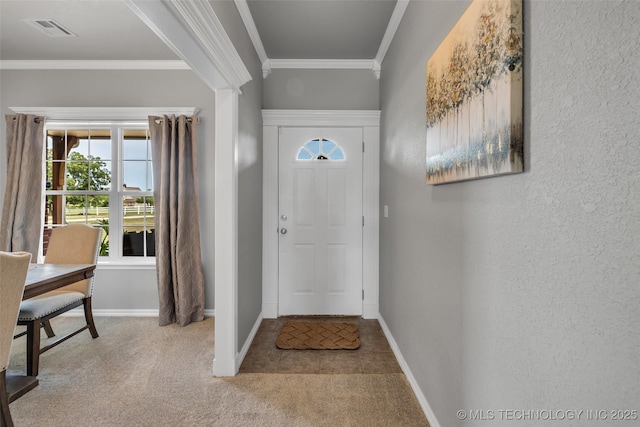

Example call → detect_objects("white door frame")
262 110 380 319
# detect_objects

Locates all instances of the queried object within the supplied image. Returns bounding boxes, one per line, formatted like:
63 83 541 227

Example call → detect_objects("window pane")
144 196 156 230
46 136 53 160
66 162 89 190
67 136 89 158
123 138 148 160
89 160 111 191
306 139 320 155
45 161 53 189
322 139 336 153
297 148 313 160
87 197 110 256
123 161 147 190
147 166 154 191
45 195 64 226
329 148 345 160
44 124 151 261
87 196 109 225
122 196 154 257
66 195 87 220
90 138 111 161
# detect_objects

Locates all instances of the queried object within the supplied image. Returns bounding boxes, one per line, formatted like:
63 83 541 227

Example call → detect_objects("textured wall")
380 1 640 426
0 69 216 311
263 68 379 110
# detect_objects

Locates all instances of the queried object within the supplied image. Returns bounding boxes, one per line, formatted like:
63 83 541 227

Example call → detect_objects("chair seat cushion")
18 291 85 320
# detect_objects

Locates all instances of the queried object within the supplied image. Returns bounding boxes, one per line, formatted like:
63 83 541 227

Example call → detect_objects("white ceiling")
0 0 399 65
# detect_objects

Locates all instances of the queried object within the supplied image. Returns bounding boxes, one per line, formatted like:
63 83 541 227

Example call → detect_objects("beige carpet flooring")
7 317 429 427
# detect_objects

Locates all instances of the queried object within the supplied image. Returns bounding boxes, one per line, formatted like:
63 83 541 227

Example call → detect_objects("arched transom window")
296 138 345 161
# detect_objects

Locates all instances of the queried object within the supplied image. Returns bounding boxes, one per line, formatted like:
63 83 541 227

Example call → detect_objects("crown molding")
125 0 251 92
9 107 198 121
0 60 189 70
269 59 375 70
262 59 272 79
234 0 271 79
375 0 410 67
262 109 380 127
269 59 380 79
232 0 410 80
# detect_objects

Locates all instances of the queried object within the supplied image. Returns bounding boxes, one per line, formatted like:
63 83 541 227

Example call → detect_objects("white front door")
278 127 363 315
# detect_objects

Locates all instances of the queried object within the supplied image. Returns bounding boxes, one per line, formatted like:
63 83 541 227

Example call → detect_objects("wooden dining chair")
16 224 101 376
1 251 32 427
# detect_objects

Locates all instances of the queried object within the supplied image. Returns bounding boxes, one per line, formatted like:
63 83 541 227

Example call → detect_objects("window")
44 123 155 262
296 138 345 161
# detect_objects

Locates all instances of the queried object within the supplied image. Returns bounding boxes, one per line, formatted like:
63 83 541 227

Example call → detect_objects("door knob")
280 228 288 235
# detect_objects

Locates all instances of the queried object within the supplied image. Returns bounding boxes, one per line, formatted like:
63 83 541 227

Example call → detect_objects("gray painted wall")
380 1 639 426
264 68 379 109
211 0 264 353
0 69 216 312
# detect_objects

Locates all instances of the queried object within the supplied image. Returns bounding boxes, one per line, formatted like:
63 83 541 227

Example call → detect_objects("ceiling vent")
23 18 77 37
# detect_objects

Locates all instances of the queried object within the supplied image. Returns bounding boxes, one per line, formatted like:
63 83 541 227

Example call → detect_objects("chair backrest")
0 251 31 371
44 224 101 296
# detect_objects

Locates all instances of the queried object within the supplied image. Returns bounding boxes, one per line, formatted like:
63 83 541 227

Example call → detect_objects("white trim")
362 125 380 318
171 0 252 90
269 59 375 70
261 110 380 319
262 59 272 79
97 262 156 271
233 0 272 78
228 0 409 80
213 89 239 377
9 107 198 121
60 309 216 317
372 60 382 80
374 0 410 67
234 0 269 71
125 0 251 91
0 60 189 70
262 124 279 319
235 312 263 371
378 315 442 427
262 110 381 127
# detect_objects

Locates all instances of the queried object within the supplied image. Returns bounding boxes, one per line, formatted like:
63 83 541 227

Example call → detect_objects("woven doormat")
276 321 360 350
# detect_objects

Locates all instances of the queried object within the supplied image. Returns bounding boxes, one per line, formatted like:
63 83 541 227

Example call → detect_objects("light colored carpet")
8 317 428 426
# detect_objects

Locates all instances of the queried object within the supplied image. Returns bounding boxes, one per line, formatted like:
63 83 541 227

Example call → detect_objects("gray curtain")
149 115 205 326
1 114 45 260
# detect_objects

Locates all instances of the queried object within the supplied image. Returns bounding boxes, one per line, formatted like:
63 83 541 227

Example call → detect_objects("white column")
213 88 239 376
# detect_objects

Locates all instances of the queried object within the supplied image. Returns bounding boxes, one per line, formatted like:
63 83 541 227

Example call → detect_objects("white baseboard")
262 302 278 319
59 309 216 317
377 314 441 427
235 312 263 372
363 303 379 319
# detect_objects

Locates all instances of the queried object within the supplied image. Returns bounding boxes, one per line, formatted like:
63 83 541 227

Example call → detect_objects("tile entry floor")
239 316 403 374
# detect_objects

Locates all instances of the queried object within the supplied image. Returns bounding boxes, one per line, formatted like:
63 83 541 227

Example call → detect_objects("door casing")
262 110 380 319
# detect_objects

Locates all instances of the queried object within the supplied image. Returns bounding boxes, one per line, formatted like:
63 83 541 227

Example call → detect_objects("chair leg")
25 319 41 377
1 370 15 427
83 297 99 339
42 320 55 338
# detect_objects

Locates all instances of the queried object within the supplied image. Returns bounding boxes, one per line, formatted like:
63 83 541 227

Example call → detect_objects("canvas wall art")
426 0 523 184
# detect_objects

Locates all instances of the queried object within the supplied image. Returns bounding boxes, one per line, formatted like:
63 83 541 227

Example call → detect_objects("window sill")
97 260 156 270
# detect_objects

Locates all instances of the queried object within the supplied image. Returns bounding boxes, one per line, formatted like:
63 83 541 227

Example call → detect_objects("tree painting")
426 0 523 184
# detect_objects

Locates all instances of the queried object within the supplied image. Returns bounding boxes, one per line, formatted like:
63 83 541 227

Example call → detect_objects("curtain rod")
153 116 199 124
12 116 42 124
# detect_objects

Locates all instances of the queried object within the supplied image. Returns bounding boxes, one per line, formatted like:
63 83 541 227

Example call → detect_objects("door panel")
278 127 363 316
